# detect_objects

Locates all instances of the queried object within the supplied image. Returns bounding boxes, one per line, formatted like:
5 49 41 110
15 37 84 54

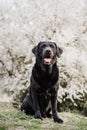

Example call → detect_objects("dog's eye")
41 45 46 49
50 45 55 48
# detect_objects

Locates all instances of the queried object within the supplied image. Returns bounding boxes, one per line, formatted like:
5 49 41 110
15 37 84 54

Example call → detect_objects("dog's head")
32 41 63 65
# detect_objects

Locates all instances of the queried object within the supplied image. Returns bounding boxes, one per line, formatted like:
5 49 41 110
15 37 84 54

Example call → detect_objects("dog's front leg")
31 88 42 120
51 90 63 123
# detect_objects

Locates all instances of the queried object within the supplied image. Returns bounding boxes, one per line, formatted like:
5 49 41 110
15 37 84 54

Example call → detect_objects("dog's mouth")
43 50 54 65
43 57 52 65
44 58 52 63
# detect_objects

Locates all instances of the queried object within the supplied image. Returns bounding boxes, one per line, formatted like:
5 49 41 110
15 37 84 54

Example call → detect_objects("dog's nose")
46 49 51 53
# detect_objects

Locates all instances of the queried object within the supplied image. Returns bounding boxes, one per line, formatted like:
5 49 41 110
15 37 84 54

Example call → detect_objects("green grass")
0 108 87 130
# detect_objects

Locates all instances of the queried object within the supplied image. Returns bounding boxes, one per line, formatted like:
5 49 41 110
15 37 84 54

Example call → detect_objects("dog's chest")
36 71 58 90
33 63 59 90
39 74 52 87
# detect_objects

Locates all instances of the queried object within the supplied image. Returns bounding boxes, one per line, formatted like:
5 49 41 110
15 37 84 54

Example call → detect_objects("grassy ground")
0 103 87 130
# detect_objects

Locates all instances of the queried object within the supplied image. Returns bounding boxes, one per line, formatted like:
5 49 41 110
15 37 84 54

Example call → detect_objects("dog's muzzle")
43 47 53 65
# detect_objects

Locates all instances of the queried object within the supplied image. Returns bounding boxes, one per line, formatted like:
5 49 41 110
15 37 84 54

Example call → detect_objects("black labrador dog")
21 41 63 123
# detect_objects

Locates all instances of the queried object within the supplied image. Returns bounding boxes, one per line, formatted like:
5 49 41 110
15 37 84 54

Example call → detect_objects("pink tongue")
44 58 51 63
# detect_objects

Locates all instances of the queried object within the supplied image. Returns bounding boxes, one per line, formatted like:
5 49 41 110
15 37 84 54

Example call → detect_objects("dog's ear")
32 42 42 56
57 47 63 58
53 42 63 57
32 45 38 56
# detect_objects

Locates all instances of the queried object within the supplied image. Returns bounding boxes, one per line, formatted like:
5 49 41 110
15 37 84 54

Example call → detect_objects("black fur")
21 41 63 123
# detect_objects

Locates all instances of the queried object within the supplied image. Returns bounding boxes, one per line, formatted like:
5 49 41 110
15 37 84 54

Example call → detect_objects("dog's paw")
35 111 42 120
54 117 63 123
53 114 63 123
